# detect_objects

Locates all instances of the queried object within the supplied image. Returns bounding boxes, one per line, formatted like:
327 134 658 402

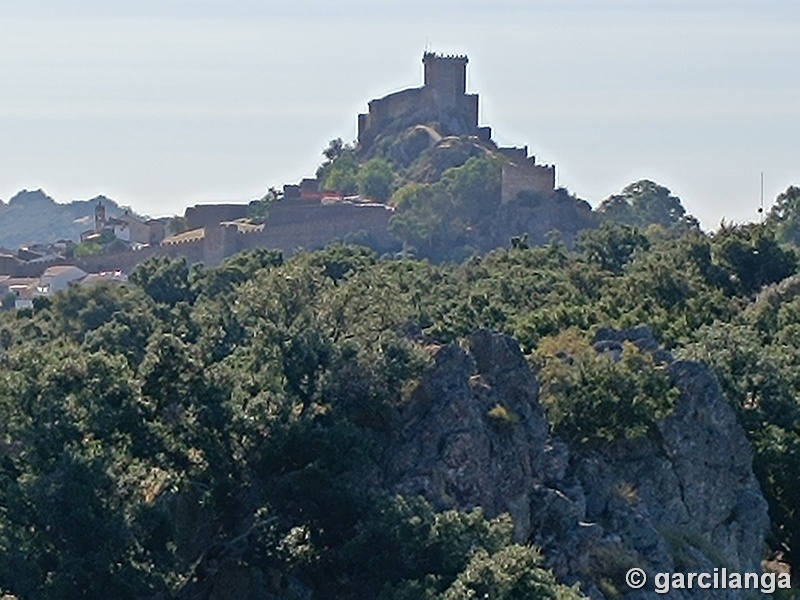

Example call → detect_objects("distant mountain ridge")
0 189 129 249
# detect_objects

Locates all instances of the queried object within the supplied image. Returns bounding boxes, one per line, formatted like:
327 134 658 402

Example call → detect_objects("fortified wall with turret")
358 53 493 147
357 53 556 203
498 146 556 203
0 53 566 279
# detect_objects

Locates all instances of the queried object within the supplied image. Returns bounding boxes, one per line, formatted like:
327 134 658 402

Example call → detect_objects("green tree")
440 155 502 219
323 151 360 196
442 546 584 599
358 157 395 201
598 179 698 231
0 346 160 598
577 222 650 274
681 309 800 577
129 256 194 306
712 223 797 296
766 185 800 246
323 137 345 162
389 182 454 254
387 156 504 260
1 292 15 311
0 245 594 599
74 240 105 257
536 330 679 446
317 138 353 183
248 187 280 223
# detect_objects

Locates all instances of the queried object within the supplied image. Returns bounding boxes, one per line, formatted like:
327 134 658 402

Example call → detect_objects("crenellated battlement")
422 52 468 62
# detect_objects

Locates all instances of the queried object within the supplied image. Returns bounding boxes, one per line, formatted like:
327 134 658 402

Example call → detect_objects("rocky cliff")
384 327 769 598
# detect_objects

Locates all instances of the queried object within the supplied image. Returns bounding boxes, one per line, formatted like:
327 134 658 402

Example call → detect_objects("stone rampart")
251 200 398 255
501 161 556 204
185 204 250 230
0 199 398 278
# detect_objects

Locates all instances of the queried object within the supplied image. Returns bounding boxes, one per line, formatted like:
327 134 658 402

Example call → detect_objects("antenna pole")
759 171 765 222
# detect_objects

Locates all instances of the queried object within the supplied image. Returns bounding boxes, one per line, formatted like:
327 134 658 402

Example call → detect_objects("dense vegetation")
0 248 587 599
3 183 800 597
317 135 597 261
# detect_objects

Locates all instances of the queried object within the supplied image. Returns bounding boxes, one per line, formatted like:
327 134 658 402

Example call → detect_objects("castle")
0 53 564 281
358 53 492 147
357 53 555 203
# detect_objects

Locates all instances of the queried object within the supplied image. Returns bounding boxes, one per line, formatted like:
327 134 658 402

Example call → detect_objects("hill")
0 224 797 597
0 189 129 248
306 54 687 262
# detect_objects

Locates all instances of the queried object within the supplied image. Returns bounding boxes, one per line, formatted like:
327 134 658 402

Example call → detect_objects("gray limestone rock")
385 328 770 599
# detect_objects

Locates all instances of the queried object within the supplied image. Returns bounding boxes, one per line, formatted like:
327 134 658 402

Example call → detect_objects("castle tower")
422 52 468 107
358 52 488 147
94 201 106 232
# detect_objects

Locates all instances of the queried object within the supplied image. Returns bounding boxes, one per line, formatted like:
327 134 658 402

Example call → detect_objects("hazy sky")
1 0 798 228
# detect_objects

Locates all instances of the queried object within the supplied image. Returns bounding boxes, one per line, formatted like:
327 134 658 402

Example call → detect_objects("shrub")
535 330 679 446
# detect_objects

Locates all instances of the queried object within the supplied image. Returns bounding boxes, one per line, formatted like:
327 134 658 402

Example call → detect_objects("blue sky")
1 0 798 227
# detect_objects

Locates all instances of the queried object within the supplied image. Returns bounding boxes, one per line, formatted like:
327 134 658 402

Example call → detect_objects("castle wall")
460 94 479 130
357 113 368 140
369 88 423 122
121 214 151 245
0 240 204 278
257 200 397 254
0 200 398 279
77 246 162 273
283 184 301 200
147 220 167 245
498 146 529 163
185 204 249 230
203 224 239 266
362 88 424 139
299 178 320 198
501 162 556 204
77 241 207 273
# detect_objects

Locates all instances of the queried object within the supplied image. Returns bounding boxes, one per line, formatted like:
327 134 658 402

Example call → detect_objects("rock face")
486 189 598 248
385 327 769 599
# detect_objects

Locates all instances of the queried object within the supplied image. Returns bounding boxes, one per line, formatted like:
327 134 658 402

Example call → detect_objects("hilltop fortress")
0 53 582 279
357 53 555 203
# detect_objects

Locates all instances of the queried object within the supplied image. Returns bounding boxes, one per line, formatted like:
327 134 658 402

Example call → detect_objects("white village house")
36 265 88 296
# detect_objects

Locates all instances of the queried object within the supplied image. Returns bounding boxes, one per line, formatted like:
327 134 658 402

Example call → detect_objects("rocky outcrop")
407 136 493 184
385 327 769 598
484 188 598 248
363 124 492 180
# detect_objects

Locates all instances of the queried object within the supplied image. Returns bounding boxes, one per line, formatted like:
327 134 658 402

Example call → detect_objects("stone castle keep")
358 53 493 146
358 53 555 203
